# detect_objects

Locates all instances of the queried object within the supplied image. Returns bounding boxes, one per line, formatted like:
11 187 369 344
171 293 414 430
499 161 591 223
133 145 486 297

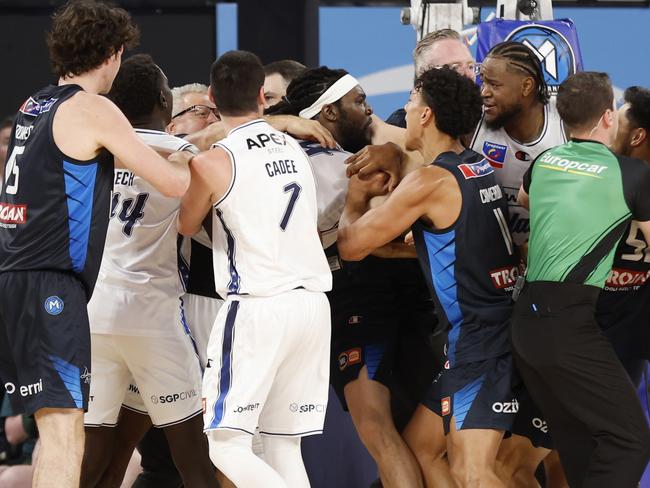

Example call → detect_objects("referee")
514 72 650 488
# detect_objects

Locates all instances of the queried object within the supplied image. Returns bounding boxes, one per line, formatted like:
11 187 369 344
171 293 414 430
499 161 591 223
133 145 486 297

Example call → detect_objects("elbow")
337 238 366 262
176 214 199 237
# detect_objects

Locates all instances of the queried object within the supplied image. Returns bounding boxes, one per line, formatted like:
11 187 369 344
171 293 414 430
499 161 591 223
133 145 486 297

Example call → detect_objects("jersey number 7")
280 182 302 231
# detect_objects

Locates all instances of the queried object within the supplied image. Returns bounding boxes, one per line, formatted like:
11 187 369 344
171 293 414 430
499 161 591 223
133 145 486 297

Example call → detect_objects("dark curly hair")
625 86 650 146
486 41 550 105
47 0 139 78
265 66 348 116
108 54 163 122
414 67 482 138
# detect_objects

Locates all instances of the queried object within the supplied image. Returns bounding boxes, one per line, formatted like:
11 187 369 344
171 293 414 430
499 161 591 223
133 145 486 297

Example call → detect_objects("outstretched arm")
338 168 435 261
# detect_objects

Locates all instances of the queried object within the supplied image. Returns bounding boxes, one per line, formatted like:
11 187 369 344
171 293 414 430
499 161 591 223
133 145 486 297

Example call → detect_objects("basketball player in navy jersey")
0 3 192 487
338 67 520 488
268 67 440 488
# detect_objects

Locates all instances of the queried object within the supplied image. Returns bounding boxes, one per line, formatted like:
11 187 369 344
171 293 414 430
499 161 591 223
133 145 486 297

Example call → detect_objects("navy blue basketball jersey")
596 221 650 358
0 84 114 297
412 150 519 367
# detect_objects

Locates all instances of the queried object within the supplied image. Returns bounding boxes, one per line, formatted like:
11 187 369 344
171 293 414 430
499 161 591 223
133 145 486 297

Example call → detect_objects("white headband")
298 74 361 119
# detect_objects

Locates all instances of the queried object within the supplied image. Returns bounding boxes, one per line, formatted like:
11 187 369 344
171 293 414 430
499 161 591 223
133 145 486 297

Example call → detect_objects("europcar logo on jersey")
0 203 27 225
507 25 576 93
44 296 64 315
481 142 507 169
459 158 495 179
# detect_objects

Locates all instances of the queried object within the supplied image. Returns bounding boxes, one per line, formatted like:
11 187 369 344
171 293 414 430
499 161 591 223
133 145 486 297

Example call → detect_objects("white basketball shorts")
203 289 331 437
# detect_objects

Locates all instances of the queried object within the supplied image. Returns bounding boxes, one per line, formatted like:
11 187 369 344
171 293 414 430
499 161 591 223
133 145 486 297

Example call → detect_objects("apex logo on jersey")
19 97 58 117
605 268 650 290
507 25 576 93
44 296 64 316
441 397 451 416
459 158 495 179
0 203 27 225
338 347 362 371
481 142 507 169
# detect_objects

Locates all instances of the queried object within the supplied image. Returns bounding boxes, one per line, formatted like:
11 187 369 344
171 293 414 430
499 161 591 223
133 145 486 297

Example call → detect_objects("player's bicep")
178 151 232 236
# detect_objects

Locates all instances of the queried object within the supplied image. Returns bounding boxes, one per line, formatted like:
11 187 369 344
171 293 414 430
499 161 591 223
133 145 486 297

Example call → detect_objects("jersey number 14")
110 192 149 237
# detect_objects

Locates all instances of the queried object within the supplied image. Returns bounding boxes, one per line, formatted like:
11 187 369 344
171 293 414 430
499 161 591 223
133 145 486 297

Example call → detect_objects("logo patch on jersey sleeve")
458 159 494 179
19 97 58 117
0 203 27 225
482 141 507 168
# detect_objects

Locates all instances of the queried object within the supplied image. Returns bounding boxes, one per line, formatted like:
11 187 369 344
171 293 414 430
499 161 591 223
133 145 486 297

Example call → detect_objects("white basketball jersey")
471 97 566 245
212 119 332 297
298 141 350 249
89 129 199 336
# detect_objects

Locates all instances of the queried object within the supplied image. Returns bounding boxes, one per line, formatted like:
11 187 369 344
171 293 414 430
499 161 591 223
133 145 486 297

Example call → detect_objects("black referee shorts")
512 281 650 488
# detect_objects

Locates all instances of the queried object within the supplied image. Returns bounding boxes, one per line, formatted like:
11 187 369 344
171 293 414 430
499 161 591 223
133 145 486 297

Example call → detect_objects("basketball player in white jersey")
81 55 215 488
178 51 332 488
472 41 567 249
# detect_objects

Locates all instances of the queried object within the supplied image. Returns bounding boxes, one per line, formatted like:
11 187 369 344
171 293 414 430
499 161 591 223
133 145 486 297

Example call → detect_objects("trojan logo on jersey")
481 142 507 169
489 265 521 290
507 25 576 93
44 296 64 316
605 268 650 290
459 158 495 179
19 97 58 117
0 203 27 225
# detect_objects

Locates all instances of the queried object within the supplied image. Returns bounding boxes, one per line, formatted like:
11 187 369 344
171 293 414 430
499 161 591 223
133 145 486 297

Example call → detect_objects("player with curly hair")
337 67 526 488
0 3 193 487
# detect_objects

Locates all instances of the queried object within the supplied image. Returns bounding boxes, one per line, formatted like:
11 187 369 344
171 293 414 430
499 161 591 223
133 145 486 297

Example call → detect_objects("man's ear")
321 103 338 123
521 76 535 98
258 85 266 107
631 127 648 148
208 86 215 104
159 90 168 110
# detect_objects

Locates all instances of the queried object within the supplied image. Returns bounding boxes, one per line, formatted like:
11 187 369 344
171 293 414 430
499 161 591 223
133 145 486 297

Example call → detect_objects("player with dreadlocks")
471 41 567 250
269 67 440 488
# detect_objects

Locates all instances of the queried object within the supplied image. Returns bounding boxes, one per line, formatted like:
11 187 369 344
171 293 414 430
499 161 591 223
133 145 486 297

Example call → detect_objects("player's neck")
58 72 107 95
632 147 650 165
420 130 465 164
570 127 611 147
219 113 262 133
504 101 544 144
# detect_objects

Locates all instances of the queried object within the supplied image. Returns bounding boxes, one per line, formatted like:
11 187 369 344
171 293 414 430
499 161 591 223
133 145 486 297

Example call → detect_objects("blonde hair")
413 29 461 75
171 83 209 116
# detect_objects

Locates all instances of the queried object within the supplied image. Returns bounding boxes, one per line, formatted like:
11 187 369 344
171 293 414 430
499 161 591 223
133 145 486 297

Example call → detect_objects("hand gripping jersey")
412 150 520 367
470 97 566 245
299 140 350 249
89 130 198 336
0 84 114 296
212 119 332 297
524 140 650 287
